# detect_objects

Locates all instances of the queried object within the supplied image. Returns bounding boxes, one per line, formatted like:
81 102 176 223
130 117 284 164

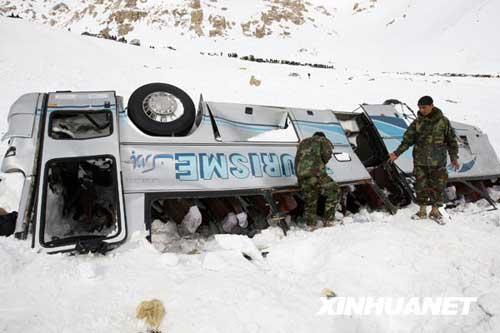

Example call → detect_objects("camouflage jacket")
295 135 334 180
394 107 459 167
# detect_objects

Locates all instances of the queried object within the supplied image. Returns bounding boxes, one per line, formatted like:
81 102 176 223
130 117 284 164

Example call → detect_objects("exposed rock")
191 0 201 10
5 0 337 39
0 5 17 15
172 7 188 28
52 3 70 13
249 75 262 87
189 0 204 36
315 5 331 16
108 10 147 25
353 0 378 14
99 27 111 38
129 38 141 46
255 25 266 38
242 0 308 38
209 14 228 37
241 21 252 37
190 9 204 36
118 23 134 35
125 0 137 9
107 9 147 35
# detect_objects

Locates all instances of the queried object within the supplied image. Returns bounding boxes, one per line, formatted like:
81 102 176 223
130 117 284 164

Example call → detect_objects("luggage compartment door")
361 104 414 174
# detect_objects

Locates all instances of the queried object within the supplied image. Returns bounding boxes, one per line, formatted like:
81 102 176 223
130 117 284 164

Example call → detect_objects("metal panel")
2 93 41 140
448 122 500 180
206 102 297 142
362 104 500 180
2 114 35 139
33 91 127 252
290 108 350 146
119 102 372 194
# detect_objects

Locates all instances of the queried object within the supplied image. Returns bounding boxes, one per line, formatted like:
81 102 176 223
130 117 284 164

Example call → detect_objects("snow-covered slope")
1 15 500 333
2 0 500 72
2 207 500 332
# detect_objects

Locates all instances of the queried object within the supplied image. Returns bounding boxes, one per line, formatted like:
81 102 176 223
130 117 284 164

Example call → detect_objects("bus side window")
49 110 113 140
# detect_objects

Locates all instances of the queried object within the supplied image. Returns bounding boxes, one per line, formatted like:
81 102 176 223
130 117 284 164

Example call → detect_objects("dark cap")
418 96 434 106
313 131 326 138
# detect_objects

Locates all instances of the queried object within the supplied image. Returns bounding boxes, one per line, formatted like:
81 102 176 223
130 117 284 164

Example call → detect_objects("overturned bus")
1 83 499 253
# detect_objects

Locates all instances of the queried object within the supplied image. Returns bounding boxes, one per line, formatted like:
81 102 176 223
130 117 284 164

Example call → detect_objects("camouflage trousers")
414 165 448 207
298 175 339 226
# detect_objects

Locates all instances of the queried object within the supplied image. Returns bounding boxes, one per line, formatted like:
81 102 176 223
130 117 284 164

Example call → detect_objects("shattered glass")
43 157 120 245
49 110 112 139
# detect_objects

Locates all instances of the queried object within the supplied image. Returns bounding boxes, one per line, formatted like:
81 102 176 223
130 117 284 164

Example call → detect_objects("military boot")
323 220 335 227
411 205 427 220
429 206 445 225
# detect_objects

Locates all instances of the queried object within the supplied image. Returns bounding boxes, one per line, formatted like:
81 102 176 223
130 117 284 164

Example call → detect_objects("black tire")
127 83 196 136
383 99 403 105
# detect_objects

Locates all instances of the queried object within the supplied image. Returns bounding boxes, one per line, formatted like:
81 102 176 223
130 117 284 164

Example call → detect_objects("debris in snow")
136 299 165 332
151 220 205 254
221 212 239 233
321 288 337 298
130 39 141 46
249 75 261 86
214 234 263 260
179 205 203 235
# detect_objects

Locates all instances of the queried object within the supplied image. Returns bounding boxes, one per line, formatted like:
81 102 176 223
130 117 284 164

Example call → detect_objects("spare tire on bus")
127 83 196 136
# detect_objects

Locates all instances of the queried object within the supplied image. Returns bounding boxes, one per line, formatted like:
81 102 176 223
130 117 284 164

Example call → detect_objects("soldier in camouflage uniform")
295 132 339 228
389 96 459 223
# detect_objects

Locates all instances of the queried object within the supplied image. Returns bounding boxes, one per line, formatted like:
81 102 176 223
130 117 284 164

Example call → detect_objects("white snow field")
1 15 500 333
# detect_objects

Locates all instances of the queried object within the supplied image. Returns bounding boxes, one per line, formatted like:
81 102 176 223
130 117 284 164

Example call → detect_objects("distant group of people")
295 96 459 228
7 13 22 19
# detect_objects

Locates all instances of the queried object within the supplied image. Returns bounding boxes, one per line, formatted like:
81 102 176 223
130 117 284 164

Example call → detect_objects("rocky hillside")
1 0 498 72
1 0 350 39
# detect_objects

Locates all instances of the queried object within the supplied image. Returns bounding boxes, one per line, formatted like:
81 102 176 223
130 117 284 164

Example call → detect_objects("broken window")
206 103 299 142
149 192 303 252
458 135 469 147
456 134 474 155
41 156 120 246
49 110 113 139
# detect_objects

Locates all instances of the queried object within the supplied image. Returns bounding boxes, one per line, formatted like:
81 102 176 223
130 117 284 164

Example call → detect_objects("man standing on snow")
295 132 339 228
388 96 459 223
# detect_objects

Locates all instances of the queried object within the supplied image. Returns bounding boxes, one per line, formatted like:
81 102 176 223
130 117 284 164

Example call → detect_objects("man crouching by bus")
389 96 459 224
295 132 339 229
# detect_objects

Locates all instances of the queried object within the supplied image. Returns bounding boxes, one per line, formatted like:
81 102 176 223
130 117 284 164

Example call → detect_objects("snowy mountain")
1 0 379 39
2 0 500 72
1 0 338 39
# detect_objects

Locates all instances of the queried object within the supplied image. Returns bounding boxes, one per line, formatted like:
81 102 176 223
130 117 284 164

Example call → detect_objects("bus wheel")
127 83 196 136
